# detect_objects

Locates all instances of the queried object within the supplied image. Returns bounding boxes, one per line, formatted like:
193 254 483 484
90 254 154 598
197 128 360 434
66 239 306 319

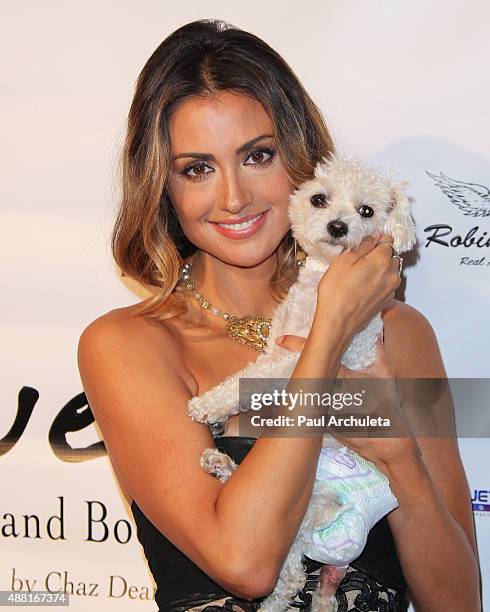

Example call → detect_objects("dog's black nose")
327 220 348 238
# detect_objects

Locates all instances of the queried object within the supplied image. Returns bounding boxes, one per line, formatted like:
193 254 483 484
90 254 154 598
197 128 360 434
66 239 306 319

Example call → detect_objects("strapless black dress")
130 436 409 611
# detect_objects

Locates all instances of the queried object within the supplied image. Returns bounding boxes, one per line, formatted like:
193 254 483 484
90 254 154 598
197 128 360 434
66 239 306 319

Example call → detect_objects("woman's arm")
77 309 348 600
381 301 481 612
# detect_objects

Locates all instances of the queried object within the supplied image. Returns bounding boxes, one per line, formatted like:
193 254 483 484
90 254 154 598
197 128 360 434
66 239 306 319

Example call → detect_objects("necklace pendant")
226 315 272 352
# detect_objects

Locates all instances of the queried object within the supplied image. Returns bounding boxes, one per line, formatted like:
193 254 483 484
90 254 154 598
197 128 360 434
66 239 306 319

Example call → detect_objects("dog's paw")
200 448 238 483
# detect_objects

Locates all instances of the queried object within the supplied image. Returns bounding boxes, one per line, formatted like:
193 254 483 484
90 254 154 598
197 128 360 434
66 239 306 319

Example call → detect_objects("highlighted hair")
112 18 335 321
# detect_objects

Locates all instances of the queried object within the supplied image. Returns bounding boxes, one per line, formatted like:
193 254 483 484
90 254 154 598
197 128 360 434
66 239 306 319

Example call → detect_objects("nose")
217 166 253 214
327 220 348 238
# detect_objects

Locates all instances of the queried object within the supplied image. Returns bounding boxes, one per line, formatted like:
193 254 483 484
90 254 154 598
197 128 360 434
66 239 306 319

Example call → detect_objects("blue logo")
471 489 490 513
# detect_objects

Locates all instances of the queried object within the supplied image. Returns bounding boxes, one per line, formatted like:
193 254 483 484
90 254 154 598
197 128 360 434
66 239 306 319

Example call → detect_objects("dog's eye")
358 204 374 218
310 193 328 208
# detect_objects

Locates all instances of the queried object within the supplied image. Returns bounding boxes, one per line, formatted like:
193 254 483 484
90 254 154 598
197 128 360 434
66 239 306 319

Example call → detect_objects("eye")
358 204 374 217
183 162 213 181
188 163 210 176
244 147 276 166
310 193 328 208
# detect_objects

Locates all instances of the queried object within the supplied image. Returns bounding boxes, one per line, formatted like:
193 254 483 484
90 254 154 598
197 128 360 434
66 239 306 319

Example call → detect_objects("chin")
227 251 275 268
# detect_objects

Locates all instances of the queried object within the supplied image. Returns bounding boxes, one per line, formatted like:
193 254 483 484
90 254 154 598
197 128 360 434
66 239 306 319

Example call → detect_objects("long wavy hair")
112 18 336 321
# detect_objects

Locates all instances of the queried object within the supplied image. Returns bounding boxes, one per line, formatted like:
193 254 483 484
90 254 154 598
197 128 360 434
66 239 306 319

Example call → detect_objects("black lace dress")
130 436 409 611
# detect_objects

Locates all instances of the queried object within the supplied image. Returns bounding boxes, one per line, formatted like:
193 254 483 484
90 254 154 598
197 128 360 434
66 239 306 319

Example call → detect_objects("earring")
293 238 306 267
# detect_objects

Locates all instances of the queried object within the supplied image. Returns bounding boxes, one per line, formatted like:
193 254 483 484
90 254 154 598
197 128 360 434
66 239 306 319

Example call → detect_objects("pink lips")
210 210 269 239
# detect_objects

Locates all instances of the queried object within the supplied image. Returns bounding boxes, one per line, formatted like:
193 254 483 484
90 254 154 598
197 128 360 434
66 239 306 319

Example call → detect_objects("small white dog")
188 153 417 611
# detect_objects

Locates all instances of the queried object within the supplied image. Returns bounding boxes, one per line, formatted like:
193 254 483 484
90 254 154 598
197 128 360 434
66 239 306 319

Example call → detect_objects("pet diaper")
304 442 399 565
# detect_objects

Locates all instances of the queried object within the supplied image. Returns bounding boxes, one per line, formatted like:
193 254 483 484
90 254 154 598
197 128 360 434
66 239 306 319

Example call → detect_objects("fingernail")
276 335 285 345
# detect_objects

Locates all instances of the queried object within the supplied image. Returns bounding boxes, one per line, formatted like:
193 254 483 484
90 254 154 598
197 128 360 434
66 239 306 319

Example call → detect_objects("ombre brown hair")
112 18 336 321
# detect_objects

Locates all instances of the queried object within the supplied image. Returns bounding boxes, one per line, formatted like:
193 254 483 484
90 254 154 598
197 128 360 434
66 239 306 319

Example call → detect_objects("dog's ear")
384 180 417 253
314 161 330 179
313 152 337 179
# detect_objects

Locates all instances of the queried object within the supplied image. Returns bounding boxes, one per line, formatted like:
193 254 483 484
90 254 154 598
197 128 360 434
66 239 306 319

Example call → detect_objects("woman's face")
166 90 294 267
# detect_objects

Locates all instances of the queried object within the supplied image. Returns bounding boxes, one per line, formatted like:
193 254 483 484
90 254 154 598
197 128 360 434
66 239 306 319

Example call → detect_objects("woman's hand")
314 233 402 339
276 333 419 474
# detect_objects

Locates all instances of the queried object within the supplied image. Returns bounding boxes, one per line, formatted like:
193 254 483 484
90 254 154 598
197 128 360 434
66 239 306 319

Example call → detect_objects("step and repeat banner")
1 1 488 610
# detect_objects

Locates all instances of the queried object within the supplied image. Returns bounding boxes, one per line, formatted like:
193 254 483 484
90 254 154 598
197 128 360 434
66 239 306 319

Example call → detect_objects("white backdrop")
1 1 489 610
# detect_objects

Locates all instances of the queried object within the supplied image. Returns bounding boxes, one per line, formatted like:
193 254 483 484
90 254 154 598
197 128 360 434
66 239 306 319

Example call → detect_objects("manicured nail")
276 335 285 344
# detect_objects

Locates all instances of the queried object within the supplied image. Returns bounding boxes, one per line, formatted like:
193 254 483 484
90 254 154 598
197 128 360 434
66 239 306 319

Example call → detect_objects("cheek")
168 181 211 225
261 173 294 219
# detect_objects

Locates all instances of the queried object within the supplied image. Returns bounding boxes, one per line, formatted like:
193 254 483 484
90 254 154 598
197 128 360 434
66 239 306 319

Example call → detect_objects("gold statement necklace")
179 259 273 352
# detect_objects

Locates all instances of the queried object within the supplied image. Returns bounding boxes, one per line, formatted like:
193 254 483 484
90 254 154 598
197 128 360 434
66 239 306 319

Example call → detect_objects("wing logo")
426 171 490 218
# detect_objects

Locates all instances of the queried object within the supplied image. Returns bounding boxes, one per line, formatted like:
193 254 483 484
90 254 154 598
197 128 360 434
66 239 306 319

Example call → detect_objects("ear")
384 181 417 253
313 152 337 179
314 161 329 179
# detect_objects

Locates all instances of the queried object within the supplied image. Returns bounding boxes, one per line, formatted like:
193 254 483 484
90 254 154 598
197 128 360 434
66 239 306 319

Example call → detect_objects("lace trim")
184 564 407 611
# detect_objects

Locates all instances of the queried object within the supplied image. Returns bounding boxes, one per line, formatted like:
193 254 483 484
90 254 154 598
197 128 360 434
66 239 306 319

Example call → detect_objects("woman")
77 19 481 611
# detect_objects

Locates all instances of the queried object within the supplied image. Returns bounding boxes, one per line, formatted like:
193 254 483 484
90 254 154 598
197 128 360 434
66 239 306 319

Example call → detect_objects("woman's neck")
184 250 281 320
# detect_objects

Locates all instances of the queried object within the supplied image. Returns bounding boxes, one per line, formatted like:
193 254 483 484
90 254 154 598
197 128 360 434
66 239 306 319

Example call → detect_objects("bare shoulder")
78 302 197 395
79 302 177 351
381 297 432 329
380 298 447 378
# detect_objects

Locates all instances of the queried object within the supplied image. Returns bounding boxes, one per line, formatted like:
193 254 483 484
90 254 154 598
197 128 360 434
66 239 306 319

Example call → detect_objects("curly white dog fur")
189 153 417 611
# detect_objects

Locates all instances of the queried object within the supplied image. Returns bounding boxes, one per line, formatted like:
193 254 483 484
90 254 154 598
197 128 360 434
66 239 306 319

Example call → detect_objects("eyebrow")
172 134 275 162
